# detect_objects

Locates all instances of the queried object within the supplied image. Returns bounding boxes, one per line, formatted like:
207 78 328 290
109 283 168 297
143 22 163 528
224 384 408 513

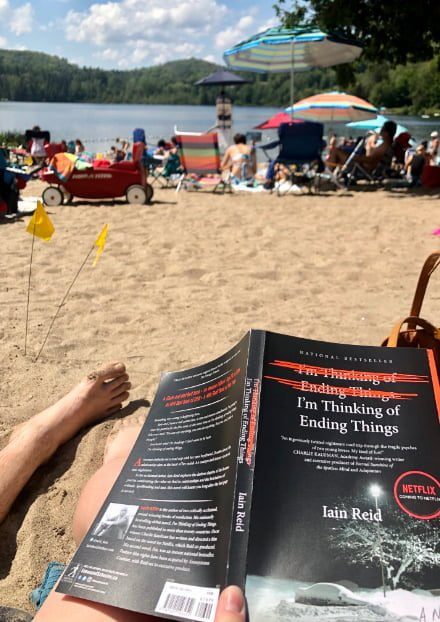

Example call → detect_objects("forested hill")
0 49 337 106
1 49 439 113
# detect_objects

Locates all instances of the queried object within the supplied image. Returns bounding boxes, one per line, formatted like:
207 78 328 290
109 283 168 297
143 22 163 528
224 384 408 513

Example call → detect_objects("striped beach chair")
175 132 231 193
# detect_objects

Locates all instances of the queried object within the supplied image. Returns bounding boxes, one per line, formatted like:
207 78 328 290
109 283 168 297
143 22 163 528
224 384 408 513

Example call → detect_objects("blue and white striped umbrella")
347 114 409 135
223 26 362 73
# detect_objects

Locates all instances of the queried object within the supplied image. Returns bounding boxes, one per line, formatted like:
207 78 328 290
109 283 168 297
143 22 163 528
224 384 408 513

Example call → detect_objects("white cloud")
64 0 228 65
60 0 278 68
215 14 255 50
258 16 279 31
0 1 33 36
66 0 226 44
0 35 7 47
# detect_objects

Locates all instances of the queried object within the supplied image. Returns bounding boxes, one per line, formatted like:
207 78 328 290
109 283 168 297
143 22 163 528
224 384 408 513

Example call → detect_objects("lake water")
1 101 439 153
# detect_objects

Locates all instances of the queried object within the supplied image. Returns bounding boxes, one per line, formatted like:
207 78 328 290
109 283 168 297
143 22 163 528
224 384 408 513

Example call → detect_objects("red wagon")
40 142 153 206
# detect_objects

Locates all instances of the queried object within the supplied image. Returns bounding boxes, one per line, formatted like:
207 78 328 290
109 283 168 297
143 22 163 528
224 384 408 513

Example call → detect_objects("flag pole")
24 220 36 356
35 245 94 362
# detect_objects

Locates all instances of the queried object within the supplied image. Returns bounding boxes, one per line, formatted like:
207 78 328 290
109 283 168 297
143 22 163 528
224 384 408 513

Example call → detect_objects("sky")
1 0 279 69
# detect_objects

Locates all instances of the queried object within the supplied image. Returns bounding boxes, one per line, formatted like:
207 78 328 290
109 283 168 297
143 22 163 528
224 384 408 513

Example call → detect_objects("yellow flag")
26 201 55 241
93 224 108 266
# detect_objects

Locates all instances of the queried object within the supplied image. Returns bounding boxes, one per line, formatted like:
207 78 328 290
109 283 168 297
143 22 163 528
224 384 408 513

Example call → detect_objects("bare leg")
0 362 130 523
326 147 349 169
34 418 148 622
34 420 246 622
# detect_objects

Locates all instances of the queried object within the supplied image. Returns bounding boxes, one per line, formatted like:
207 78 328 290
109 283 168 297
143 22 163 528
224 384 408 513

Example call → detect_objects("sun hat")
430 131 438 138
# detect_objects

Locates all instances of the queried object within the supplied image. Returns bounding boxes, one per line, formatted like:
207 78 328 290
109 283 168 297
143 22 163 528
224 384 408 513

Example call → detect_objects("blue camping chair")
261 121 326 194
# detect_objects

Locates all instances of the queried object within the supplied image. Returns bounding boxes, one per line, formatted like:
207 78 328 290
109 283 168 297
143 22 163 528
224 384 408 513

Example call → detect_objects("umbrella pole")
290 40 295 119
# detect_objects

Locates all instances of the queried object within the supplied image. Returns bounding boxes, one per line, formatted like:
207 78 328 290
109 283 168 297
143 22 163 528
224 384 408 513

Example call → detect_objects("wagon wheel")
126 185 147 204
42 186 64 207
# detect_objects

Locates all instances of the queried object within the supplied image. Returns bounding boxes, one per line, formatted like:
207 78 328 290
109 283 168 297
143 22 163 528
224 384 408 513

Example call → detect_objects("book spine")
225 329 266 588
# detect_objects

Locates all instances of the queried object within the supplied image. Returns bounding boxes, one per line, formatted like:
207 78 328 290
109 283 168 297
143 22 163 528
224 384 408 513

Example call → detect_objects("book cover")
58 331 440 622
246 332 440 622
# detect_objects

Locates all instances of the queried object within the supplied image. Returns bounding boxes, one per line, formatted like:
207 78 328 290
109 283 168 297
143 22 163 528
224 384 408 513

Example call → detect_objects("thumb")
214 586 246 622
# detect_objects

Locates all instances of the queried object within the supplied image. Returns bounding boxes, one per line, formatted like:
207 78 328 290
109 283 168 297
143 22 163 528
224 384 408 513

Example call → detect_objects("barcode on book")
155 581 219 622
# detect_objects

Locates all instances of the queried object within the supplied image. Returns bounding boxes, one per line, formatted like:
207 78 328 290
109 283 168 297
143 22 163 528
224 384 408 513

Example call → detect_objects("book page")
57 333 251 622
246 332 440 622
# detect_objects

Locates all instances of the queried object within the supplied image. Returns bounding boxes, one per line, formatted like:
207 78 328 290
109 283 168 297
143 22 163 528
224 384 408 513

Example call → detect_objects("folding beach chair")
336 137 406 189
145 152 183 189
175 131 231 193
261 121 325 195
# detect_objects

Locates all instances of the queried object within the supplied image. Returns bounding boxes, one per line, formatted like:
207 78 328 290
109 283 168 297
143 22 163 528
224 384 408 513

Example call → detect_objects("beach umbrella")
286 91 377 122
194 69 250 87
223 26 363 114
195 69 251 150
347 114 409 136
255 112 303 130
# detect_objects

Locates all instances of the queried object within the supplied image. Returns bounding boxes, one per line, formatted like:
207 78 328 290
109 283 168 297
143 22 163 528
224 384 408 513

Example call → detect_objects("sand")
0 179 439 612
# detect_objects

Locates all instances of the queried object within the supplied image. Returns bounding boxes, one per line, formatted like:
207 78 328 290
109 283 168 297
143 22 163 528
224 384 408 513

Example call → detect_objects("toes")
105 374 130 392
111 390 130 403
106 404 123 415
87 362 126 383
113 381 131 394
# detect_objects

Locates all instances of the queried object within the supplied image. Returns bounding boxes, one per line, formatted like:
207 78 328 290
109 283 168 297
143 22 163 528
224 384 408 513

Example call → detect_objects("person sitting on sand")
154 139 171 158
221 133 256 182
405 143 430 186
327 120 397 173
0 363 246 622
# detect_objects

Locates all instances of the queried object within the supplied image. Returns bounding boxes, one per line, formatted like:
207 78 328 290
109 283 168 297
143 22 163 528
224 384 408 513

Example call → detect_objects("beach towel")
30 561 65 610
48 152 77 182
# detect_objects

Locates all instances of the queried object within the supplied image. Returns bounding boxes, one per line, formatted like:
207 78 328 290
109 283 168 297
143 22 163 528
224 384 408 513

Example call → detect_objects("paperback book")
58 330 440 622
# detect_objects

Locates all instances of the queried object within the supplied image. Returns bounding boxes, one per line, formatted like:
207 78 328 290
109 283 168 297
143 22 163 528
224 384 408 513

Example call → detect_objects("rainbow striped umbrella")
286 92 377 122
223 26 363 116
223 26 362 73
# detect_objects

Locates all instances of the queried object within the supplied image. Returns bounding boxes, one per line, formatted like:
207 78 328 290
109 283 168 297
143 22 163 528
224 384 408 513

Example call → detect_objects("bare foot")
10 362 131 452
103 414 146 465
0 363 131 523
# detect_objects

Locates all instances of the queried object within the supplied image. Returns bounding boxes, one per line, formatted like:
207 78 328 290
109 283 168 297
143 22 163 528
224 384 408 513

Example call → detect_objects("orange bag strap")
408 252 440 326
387 316 439 347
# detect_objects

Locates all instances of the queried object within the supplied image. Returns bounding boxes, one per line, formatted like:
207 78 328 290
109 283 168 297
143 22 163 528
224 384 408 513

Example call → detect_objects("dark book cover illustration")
58 331 440 622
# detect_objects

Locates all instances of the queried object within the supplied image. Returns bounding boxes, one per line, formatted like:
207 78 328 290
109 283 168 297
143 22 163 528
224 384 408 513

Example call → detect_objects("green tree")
274 0 440 64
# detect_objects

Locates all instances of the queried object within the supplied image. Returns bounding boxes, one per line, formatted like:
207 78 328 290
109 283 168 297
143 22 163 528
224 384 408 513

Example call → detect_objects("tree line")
0 48 439 114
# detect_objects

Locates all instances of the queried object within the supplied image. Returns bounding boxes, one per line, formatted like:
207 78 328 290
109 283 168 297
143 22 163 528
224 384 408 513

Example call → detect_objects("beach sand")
1 179 439 611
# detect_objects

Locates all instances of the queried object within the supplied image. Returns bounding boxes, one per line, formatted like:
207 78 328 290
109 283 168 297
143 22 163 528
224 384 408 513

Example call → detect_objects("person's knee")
72 458 125 544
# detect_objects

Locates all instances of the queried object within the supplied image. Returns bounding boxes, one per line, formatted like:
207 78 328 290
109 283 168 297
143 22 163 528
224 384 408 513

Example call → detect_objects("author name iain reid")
322 505 382 522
